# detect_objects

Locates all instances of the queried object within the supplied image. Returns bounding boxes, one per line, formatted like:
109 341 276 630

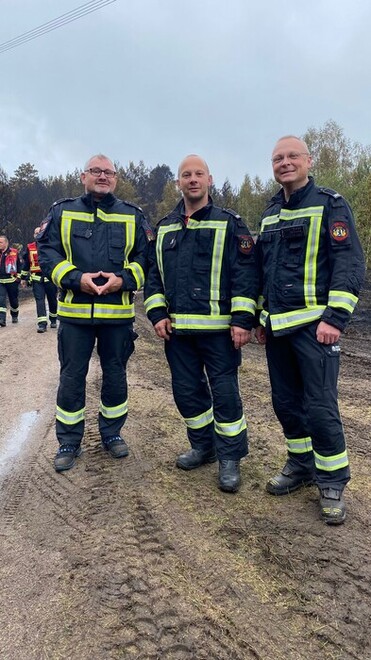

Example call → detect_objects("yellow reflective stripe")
328 289 358 314
314 449 349 471
214 415 247 437
286 436 313 454
61 211 93 263
58 301 92 318
184 406 214 429
144 293 167 312
0 277 18 283
56 405 85 424
231 296 256 314
187 219 228 230
257 295 265 311
52 261 76 286
96 210 135 224
259 310 269 327
93 303 134 319
170 314 231 331
304 213 322 306
260 214 279 229
99 400 128 418
270 305 326 332
157 223 182 282
127 261 145 288
188 219 228 316
279 207 324 220
37 316 48 323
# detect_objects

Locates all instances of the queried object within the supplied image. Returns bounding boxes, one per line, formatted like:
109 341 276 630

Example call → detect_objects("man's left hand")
230 326 251 349
98 272 123 295
316 320 341 344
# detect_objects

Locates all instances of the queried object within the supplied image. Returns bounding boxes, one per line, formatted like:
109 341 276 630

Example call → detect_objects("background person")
255 135 365 524
21 226 58 333
0 234 21 327
38 154 153 472
144 154 259 493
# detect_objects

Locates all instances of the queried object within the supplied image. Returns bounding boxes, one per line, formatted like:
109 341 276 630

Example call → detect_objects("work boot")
102 435 129 458
266 462 314 495
11 316 18 324
0 320 6 327
319 487 346 525
50 320 57 328
176 448 217 471
54 445 82 472
37 323 47 333
218 460 241 493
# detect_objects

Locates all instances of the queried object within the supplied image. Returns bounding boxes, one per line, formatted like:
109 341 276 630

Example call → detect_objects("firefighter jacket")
21 241 50 283
256 177 365 336
144 197 259 332
37 192 153 325
0 247 21 284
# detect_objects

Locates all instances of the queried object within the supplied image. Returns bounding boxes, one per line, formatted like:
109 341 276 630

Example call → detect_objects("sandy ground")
0 292 370 660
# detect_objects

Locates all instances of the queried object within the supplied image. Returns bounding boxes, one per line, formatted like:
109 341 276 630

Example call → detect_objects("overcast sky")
1 0 371 189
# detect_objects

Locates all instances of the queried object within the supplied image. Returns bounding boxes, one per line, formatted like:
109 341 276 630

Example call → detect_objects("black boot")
319 487 346 525
176 448 217 470
266 462 314 495
218 460 241 493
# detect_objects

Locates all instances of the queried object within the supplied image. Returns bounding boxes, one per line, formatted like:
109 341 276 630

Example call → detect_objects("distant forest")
1 120 371 265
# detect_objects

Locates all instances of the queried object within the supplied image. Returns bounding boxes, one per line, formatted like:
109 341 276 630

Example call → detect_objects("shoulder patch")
238 235 254 254
330 220 349 242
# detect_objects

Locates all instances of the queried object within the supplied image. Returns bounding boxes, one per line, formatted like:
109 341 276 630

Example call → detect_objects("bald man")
144 154 259 493
255 135 365 524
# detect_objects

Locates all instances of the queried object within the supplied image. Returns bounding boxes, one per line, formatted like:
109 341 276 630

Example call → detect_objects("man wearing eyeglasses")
255 135 365 524
38 154 153 472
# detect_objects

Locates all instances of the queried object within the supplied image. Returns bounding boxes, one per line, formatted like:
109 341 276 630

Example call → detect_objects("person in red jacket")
21 226 58 333
0 234 21 327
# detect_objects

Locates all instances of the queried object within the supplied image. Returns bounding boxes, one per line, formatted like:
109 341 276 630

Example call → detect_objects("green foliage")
1 120 370 265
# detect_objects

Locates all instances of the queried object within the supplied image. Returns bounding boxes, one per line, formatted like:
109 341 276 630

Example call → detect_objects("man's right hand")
154 318 172 340
255 325 266 345
80 272 102 295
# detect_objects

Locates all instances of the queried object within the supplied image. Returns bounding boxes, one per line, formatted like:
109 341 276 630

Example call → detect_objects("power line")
0 0 117 55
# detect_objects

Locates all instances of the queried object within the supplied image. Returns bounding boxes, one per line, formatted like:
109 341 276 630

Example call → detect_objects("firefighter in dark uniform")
144 154 259 493
38 154 153 472
21 226 58 332
255 135 365 524
0 234 21 326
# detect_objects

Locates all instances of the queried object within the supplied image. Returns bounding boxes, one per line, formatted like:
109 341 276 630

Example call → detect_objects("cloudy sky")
1 0 370 189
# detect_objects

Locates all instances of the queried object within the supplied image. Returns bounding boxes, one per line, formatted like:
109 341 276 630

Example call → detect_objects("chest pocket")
109 225 126 264
280 224 307 268
72 224 93 240
193 229 213 271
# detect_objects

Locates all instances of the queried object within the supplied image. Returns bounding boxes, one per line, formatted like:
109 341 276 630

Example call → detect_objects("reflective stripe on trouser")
0 281 19 320
33 279 58 324
56 322 136 446
164 333 248 460
265 322 350 488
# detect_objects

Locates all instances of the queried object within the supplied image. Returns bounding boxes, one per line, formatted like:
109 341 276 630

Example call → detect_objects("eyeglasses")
85 167 117 178
272 152 310 165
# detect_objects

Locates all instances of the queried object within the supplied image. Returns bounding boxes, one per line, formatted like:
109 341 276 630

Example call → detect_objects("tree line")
1 120 371 266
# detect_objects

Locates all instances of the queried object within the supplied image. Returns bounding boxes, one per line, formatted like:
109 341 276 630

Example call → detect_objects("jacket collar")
272 176 315 209
81 192 117 210
173 195 214 221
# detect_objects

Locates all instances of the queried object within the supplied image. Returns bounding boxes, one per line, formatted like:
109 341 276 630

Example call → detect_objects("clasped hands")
80 271 123 295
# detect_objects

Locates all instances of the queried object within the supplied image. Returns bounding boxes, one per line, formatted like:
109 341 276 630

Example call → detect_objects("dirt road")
0 293 370 660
